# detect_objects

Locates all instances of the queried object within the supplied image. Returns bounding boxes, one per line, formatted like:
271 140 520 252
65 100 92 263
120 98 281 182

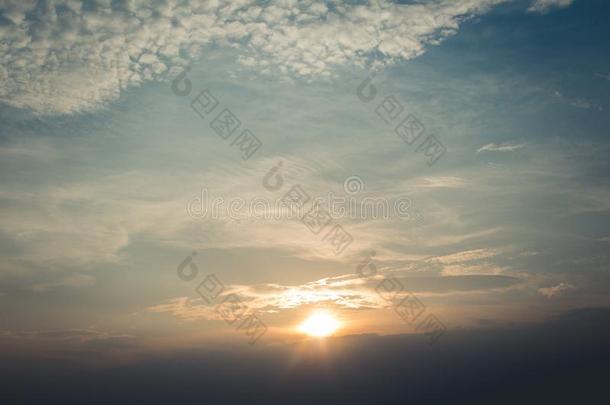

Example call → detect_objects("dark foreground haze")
2 308 608 404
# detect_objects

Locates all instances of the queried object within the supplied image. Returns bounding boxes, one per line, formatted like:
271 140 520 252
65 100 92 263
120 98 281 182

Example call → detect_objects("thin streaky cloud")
527 0 575 14
476 142 528 153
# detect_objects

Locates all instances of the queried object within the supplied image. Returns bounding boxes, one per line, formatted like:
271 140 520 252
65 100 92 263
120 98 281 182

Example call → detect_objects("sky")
1 0 609 403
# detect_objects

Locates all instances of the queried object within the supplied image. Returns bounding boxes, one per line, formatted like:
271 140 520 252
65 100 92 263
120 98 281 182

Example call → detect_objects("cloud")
148 276 384 321
476 142 527 153
2 328 135 344
29 273 95 292
554 90 603 111
147 297 223 321
527 0 575 14
0 0 510 114
433 248 502 265
148 268 523 322
595 73 610 82
419 228 502 248
410 176 466 188
440 263 508 276
538 282 576 298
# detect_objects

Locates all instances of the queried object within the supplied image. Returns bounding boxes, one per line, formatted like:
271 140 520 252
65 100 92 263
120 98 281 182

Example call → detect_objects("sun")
298 310 341 337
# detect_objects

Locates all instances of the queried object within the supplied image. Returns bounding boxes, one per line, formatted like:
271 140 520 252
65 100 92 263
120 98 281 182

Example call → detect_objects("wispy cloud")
2 328 134 342
147 297 223 322
554 90 603 111
595 73 610 82
440 263 508 276
433 248 503 265
30 274 96 293
527 0 575 14
538 283 576 298
477 142 527 153
410 176 466 188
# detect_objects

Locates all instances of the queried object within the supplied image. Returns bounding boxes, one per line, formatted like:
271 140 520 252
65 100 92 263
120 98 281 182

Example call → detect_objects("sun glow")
298 310 341 337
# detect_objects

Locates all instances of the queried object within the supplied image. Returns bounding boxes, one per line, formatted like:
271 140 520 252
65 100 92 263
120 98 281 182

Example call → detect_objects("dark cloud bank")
1 307 608 404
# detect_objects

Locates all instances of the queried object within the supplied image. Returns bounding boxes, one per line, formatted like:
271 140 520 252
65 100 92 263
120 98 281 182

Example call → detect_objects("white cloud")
411 176 466 188
537 282 575 298
441 263 507 276
0 0 510 115
527 0 575 14
434 248 502 265
477 142 527 153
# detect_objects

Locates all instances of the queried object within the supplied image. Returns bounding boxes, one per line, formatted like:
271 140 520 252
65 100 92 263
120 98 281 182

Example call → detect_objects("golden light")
298 310 341 337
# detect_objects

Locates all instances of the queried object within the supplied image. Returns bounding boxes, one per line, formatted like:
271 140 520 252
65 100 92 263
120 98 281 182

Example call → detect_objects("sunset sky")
1 0 609 402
